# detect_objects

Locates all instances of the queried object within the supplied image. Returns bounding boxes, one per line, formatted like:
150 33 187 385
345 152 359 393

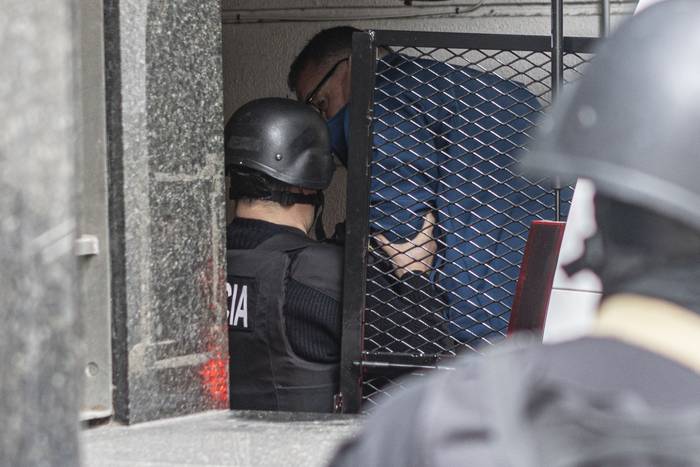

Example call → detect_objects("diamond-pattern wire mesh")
360 44 592 406
362 373 428 408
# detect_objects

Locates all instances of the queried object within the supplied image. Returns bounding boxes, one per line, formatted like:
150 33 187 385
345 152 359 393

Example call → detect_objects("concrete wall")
221 0 636 229
0 1 82 464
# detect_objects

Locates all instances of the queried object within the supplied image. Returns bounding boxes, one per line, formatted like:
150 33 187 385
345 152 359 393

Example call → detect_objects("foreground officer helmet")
225 97 334 191
523 0 700 231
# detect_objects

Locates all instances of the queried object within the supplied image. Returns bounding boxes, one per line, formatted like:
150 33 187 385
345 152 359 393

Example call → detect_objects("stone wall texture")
105 0 227 424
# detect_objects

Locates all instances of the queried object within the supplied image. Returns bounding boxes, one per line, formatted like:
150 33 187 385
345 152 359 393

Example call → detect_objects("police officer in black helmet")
330 1 700 463
225 98 341 412
226 98 449 413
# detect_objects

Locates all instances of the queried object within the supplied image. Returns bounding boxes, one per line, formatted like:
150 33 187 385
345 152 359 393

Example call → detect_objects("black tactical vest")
226 231 341 412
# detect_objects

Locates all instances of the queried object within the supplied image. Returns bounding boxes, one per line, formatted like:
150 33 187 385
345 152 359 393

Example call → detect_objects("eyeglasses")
303 57 349 112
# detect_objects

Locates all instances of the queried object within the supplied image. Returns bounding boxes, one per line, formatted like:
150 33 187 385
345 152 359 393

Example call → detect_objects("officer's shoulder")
295 241 343 271
290 241 344 299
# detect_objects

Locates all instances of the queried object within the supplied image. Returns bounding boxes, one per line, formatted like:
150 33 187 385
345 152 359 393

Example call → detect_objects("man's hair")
228 166 295 203
287 26 361 93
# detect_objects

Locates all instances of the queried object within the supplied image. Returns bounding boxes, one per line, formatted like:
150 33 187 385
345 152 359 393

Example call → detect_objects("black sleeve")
283 242 344 364
283 279 341 364
365 253 448 354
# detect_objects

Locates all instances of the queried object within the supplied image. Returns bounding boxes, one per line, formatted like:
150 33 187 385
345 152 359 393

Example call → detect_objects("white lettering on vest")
229 283 249 328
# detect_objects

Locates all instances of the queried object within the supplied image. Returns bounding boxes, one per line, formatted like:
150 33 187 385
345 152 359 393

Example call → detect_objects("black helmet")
225 97 334 191
523 0 700 231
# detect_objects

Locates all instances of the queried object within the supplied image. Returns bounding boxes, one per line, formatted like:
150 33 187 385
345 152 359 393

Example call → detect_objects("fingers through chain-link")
360 40 592 407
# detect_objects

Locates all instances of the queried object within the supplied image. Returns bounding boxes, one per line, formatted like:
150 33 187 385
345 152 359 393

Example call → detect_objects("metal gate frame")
339 30 597 413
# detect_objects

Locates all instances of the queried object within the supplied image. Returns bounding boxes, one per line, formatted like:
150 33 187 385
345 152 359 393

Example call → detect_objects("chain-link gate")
339 30 596 412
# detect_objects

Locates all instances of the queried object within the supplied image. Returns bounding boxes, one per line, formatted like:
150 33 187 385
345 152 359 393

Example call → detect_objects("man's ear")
342 57 352 96
343 56 352 80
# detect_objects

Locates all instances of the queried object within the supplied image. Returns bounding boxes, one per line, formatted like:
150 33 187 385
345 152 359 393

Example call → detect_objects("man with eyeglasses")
288 27 547 346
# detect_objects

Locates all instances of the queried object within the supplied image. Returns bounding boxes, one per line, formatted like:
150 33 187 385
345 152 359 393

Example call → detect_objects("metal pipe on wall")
602 0 611 36
551 0 564 221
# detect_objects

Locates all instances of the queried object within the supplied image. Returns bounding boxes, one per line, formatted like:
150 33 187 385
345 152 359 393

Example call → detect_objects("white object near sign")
543 180 601 343
543 0 663 343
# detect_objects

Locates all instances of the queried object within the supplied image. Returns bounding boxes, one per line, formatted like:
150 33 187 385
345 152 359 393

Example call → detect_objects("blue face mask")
326 104 350 166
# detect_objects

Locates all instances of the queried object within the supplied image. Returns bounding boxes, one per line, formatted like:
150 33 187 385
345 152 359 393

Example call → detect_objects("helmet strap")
231 186 327 237
268 189 326 239
313 195 326 241
267 190 323 207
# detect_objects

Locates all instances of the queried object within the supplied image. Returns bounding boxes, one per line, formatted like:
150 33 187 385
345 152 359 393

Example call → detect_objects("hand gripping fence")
339 29 596 412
